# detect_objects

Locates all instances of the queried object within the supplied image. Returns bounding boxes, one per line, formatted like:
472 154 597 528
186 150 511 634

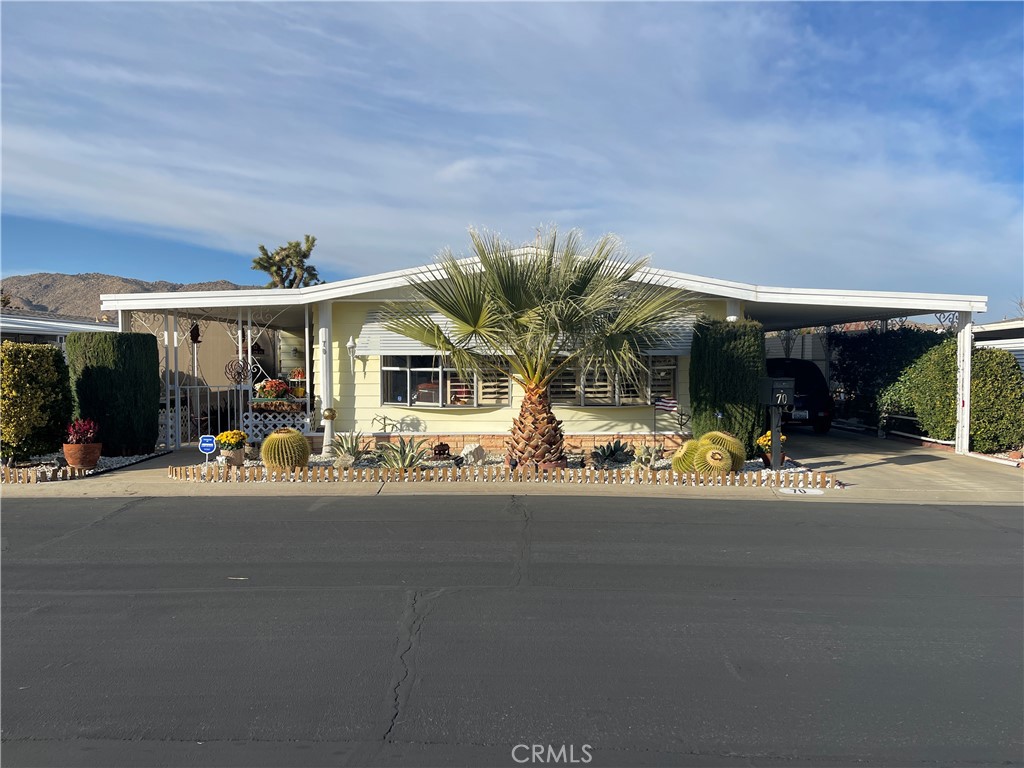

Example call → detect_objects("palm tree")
385 228 695 465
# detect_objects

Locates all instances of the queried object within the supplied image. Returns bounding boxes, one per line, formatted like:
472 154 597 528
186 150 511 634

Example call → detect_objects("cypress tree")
689 318 765 453
66 332 160 456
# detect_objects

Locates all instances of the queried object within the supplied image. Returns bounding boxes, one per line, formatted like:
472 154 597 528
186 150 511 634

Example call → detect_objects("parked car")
765 358 834 434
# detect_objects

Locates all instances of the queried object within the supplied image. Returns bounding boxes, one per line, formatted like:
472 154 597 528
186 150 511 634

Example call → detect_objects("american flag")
654 397 678 412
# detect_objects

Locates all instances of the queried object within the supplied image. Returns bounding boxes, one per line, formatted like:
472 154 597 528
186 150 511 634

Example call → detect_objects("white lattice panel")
242 411 313 439
157 406 189 449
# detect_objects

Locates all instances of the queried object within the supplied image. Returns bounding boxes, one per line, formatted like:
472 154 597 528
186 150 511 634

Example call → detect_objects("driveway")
780 427 1023 505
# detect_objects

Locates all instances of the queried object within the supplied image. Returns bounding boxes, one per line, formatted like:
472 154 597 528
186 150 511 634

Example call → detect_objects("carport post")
318 301 334 456
954 311 973 455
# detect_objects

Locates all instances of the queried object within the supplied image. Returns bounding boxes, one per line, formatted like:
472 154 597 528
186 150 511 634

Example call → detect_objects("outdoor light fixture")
346 336 357 373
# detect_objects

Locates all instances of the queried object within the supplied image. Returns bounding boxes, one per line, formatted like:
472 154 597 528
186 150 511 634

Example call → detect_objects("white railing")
160 385 251 448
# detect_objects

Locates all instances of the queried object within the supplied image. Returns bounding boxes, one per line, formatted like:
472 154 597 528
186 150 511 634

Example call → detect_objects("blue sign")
198 435 217 454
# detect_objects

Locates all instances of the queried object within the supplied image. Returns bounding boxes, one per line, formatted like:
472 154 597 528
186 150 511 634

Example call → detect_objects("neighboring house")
100 261 988 455
0 307 117 349
974 318 1024 373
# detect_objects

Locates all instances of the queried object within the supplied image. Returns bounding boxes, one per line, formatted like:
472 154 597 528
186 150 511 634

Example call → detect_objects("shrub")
877 369 916 417
905 340 960 442
65 333 161 456
830 327 947 422
970 348 1024 453
899 340 1024 453
689 318 764 453
0 341 74 462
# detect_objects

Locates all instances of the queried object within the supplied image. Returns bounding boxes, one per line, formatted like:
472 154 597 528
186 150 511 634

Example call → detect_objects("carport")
645 270 987 455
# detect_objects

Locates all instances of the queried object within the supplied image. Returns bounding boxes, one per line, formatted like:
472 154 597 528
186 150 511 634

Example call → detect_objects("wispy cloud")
1 2 1020 316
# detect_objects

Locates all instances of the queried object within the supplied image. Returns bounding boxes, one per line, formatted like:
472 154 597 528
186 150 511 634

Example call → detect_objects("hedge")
884 339 1024 453
830 327 948 422
689 318 765 453
0 341 74 462
65 332 161 456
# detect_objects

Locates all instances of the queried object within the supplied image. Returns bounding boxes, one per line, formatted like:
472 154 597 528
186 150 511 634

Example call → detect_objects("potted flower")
63 418 101 469
255 378 290 399
288 368 306 398
215 429 248 466
755 430 786 467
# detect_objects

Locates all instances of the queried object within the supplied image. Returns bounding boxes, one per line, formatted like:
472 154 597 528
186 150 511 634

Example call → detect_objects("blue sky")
2 2 1021 319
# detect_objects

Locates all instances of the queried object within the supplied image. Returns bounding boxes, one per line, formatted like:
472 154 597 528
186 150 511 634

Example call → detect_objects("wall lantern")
346 336 357 373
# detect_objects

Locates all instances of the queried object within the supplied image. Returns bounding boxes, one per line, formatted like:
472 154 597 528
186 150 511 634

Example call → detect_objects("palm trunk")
509 386 565 464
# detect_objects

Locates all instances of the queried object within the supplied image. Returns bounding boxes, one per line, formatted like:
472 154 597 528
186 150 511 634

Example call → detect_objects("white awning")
355 311 696 357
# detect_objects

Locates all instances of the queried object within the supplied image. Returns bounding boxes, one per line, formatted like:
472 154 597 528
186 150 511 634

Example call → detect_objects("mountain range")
0 273 258 320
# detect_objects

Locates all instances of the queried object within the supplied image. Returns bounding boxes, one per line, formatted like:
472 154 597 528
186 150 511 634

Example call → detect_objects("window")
381 355 509 407
547 356 677 406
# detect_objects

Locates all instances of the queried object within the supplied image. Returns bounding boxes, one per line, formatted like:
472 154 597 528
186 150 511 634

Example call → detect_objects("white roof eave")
100 260 988 316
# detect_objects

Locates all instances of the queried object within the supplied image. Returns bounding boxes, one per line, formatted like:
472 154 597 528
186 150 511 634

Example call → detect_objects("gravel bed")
231 452 806 474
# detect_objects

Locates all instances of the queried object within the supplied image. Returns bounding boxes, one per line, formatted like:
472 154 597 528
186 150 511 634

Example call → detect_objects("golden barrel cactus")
671 439 701 474
693 445 732 475
260 428 310 470
698 430 746 471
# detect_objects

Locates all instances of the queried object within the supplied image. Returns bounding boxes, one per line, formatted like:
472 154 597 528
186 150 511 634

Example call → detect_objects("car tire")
813 417 831 434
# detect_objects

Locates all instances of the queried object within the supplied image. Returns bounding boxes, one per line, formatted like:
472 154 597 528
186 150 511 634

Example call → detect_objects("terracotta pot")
221 448 245 467
63 443 102 470
760 452 786 468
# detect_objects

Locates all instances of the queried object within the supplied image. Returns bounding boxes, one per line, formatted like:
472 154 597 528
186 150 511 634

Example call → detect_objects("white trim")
0 315 118 335
100 259 988 316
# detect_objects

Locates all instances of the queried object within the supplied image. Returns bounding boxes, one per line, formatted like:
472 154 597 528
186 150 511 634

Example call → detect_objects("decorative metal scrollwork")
934 312 960 332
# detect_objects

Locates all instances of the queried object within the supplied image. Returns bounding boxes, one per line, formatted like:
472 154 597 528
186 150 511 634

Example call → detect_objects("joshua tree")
385 228 694 465
252 235 322 288
0 287 10 308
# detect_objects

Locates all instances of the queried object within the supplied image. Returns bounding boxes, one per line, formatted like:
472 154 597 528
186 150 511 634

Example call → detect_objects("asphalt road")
2 495 1021 767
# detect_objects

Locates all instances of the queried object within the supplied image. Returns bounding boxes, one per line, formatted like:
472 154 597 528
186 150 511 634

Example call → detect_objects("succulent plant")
633 444 660 467
591 439 635 464
260 428 311 470
671 439 701 473
376 436 429 469
693 445 732 475
697 430 746 471
330 431 371 462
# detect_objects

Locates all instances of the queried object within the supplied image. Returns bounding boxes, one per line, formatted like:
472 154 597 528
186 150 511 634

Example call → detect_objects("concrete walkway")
2 428 1021 505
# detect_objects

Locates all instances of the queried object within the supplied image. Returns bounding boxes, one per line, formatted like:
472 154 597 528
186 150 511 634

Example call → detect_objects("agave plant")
330 431 371 462
591 439 634 463
375 436 429 469
384 227 695 465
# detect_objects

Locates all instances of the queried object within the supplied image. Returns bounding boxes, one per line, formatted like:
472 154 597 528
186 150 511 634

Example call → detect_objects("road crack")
383 587 444 742
509 496 532 588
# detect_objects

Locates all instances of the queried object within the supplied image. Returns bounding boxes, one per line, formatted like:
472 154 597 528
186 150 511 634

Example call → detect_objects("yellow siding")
324 300 693 435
